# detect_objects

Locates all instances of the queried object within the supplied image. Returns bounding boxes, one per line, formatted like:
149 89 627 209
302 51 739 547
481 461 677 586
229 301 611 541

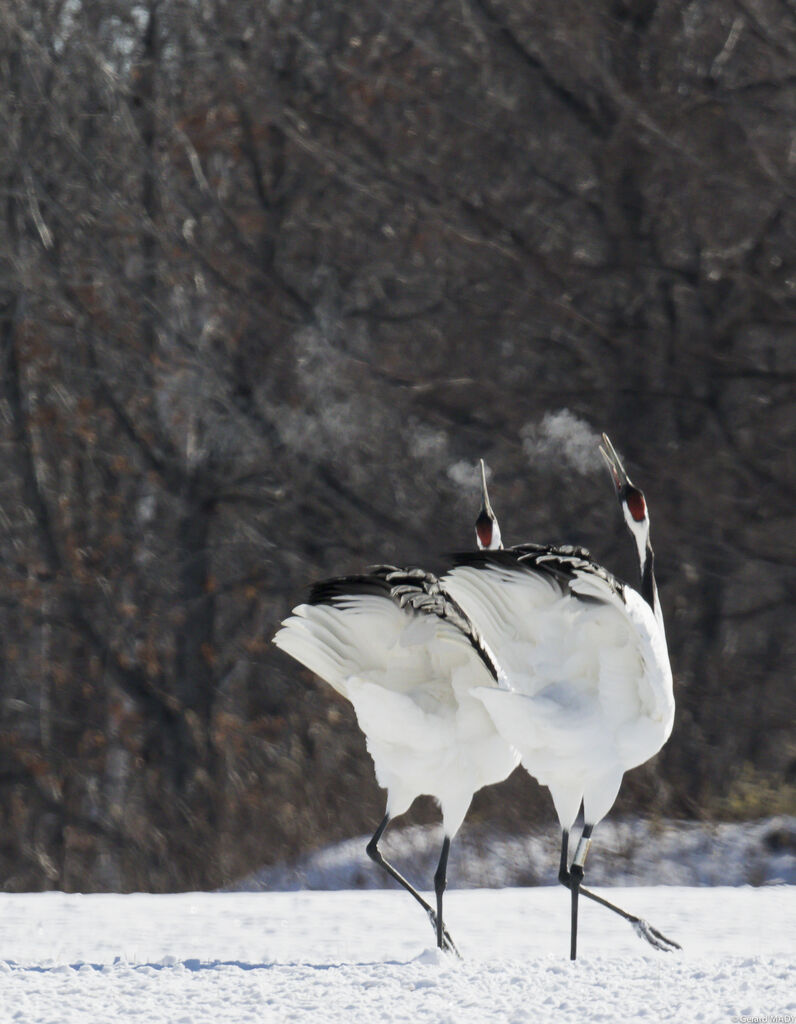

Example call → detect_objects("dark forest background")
0 0 793 892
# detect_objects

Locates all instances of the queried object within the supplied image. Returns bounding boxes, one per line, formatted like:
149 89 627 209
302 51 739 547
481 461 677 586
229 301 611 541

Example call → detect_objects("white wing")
274 589 518 833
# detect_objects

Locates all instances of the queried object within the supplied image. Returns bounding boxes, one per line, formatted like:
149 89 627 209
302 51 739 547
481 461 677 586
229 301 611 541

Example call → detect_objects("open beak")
599 433 631 495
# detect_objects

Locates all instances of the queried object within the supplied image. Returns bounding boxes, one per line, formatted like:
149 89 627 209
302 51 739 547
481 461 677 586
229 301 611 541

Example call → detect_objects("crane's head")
599 433 650 559
475 458 503 550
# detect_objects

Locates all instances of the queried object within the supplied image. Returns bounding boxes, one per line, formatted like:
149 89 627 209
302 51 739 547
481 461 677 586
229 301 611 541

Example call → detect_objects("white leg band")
572 835 592 869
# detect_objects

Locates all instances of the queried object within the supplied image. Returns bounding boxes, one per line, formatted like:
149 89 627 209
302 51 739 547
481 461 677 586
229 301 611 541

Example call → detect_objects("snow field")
0 887 793 1024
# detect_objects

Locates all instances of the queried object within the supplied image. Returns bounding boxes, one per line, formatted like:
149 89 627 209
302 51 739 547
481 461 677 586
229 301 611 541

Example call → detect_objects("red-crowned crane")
272 489 517 954
442 435 678 960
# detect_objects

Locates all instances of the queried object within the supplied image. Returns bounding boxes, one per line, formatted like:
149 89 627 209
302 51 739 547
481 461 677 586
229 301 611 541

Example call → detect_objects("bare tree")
0 0 792 891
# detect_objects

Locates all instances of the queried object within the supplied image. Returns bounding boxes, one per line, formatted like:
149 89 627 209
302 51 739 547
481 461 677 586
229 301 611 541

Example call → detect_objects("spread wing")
273 566 497 705
273 566 518 828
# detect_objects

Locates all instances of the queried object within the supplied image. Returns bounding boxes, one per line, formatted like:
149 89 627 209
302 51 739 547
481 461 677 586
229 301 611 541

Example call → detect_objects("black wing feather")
305 564 498 680
449 544 626 604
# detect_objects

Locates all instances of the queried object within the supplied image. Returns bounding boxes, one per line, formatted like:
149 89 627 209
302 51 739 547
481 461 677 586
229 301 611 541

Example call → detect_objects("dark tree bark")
0 0 792 891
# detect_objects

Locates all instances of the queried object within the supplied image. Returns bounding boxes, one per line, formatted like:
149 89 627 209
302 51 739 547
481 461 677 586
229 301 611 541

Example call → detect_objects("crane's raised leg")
557 826 681 956
366 814 459 955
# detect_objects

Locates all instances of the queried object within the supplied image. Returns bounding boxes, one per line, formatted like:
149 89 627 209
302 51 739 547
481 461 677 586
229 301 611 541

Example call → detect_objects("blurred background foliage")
0 0 793 891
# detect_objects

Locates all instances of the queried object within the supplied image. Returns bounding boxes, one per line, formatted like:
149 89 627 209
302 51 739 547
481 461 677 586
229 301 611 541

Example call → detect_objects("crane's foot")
426 908 461 958
630 917 681 952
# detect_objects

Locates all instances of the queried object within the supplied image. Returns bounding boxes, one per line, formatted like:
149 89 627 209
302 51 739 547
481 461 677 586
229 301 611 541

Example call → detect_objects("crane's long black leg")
577 886 681 951
558 829 570 887
433 836 451 951
366 815 431 913
569 824 592 960
557 825 680 954
366 815 459 955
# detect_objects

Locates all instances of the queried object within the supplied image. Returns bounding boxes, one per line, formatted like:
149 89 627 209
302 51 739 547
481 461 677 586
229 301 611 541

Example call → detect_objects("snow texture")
243 816 796 892
0 886 793 1023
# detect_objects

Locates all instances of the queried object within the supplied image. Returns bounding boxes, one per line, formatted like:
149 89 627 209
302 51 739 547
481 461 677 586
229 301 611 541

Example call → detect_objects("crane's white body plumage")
443 547 674 830
447 438 680 959
273 569 519 838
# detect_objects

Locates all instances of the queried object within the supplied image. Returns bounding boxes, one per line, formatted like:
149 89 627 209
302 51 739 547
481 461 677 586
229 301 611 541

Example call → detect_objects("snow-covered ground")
2 819 793 1022
1 885 793 1023
245 816 796 890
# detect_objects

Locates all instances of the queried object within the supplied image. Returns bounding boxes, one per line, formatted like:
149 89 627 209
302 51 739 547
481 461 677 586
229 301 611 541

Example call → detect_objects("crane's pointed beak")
599 433 631 495
475 459 502 550
479 458 494 518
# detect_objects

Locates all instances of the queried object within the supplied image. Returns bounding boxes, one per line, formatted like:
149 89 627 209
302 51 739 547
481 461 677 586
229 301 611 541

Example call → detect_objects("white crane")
443 435 678 959
272 505 518 953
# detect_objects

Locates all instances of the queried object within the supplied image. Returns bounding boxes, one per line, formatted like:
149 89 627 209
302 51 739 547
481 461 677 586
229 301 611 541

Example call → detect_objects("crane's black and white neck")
599 433 663 631
475 459 503 551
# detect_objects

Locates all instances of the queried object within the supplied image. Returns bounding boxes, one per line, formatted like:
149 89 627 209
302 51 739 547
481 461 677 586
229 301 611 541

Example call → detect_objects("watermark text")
731 1016 793 1024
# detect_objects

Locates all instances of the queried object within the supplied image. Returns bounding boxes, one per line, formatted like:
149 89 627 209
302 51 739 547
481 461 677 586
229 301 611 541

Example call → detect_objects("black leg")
570 868 580 960
568 824 592 961
575 885 681 951
366 815 432 913
366 815 459 955
433 836 451 950
558 829 570 886
557 824 681 955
